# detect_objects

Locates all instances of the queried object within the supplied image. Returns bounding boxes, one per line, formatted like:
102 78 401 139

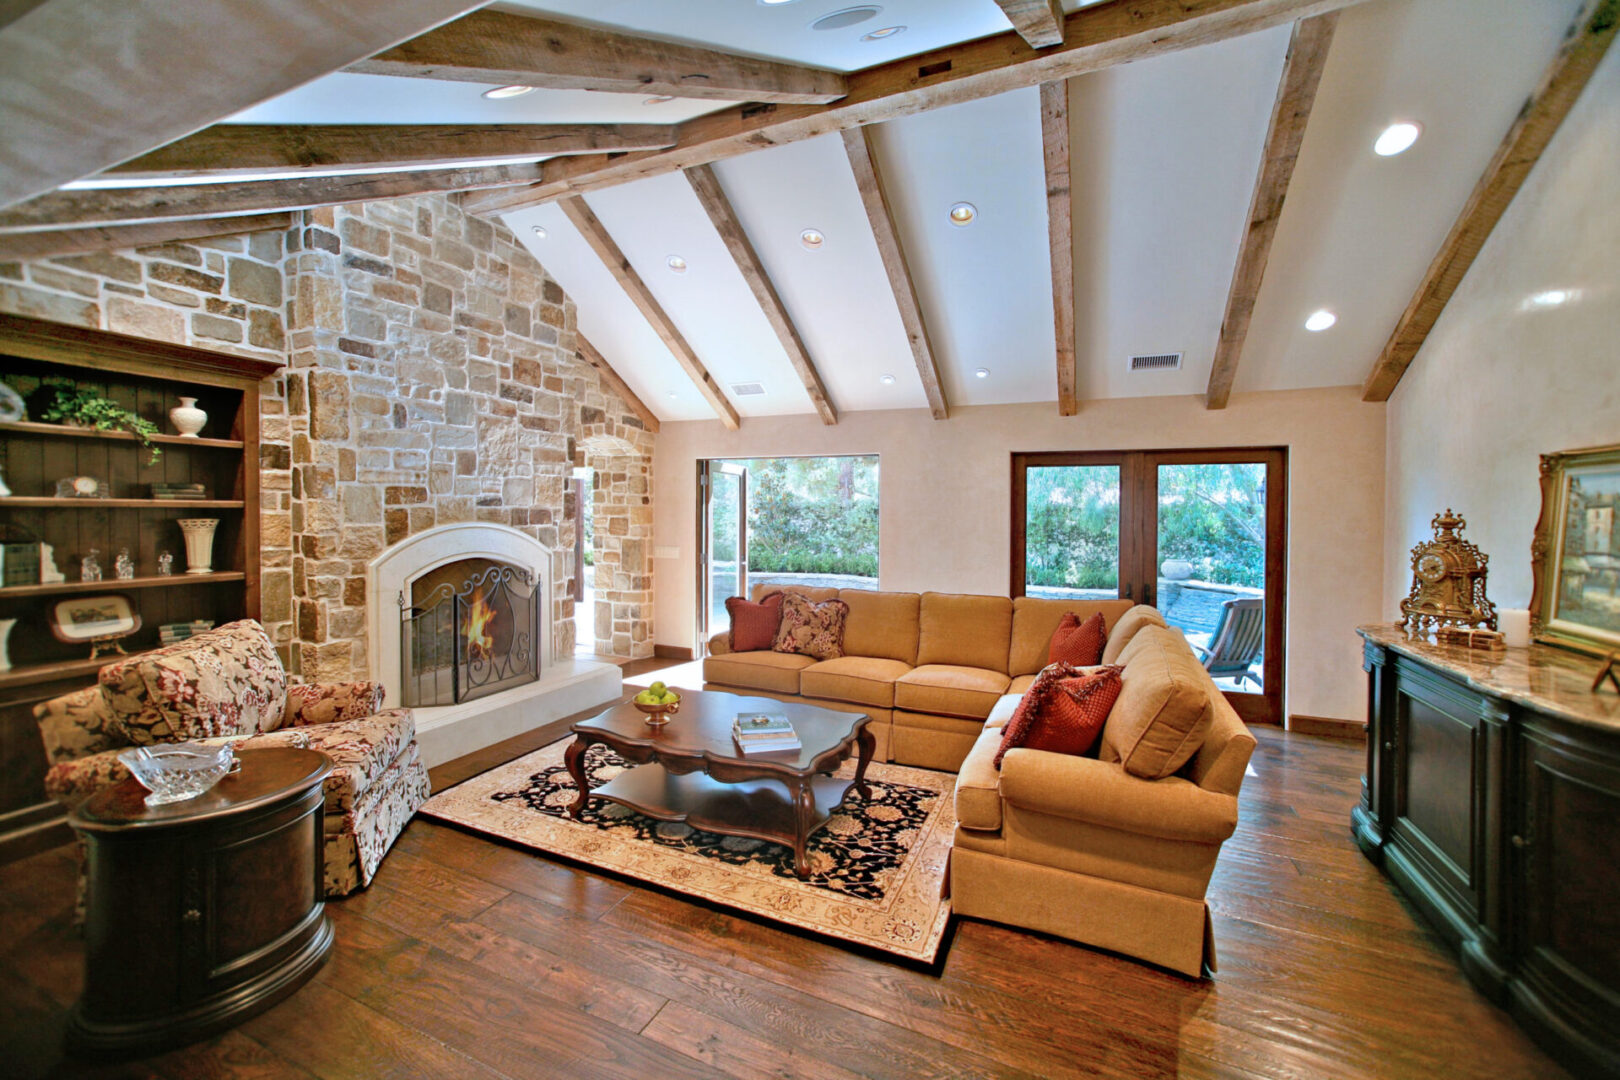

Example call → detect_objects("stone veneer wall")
0 195 655 678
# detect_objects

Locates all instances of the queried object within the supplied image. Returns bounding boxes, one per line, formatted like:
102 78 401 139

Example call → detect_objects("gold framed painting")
1531 443 1620 655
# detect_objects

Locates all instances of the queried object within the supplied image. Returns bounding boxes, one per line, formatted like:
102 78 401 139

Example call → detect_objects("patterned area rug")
421 740 956 962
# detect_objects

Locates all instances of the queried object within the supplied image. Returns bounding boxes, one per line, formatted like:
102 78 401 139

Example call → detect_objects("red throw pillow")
995 660 1082 767
997 665 1123 767
1049 610 1107 667
726 591 784 652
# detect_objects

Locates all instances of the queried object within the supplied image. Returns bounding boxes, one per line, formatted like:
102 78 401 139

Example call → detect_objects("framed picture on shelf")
1531 442 1620 656
48 594 139 643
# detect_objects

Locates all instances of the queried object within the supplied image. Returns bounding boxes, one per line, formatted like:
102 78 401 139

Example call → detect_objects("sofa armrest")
284 681 387 728
999 748 1238 844
707 631 732 657
34 685 119 764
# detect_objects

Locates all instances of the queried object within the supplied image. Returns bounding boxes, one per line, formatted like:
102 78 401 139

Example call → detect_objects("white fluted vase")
0 618 15 673
177 518 219 575
170 396 207 438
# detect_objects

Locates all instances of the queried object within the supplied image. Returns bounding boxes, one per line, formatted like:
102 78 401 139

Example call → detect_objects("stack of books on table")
152 482 207 500
732 712 801 754
160 620 214 645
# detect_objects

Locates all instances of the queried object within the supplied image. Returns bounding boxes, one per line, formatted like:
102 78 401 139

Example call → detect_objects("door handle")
1122 583 1132 600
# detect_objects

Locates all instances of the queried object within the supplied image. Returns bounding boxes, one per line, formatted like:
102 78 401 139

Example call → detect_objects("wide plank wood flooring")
0 674 1567 1079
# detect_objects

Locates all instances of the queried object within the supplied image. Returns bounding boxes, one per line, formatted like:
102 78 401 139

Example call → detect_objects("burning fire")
462 587 496 661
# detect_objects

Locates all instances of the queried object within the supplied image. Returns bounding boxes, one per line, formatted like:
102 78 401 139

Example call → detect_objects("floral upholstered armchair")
35 619 429 896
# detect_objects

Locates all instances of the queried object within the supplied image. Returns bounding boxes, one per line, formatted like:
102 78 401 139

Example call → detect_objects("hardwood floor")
0 670 1567 1079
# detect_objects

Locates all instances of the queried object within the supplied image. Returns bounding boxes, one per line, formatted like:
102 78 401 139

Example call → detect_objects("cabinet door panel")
1402 693 1476 874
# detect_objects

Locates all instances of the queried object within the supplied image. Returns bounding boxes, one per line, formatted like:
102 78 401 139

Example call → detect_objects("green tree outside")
718 456 880 578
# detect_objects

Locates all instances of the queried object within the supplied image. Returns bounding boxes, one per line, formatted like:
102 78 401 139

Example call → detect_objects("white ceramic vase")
178 518 219 574
0 618 15 673
169 396 207 438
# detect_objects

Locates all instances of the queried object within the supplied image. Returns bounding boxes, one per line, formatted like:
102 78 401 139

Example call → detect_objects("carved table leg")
852 722 875 802
791 778 814 880
564 737 592 819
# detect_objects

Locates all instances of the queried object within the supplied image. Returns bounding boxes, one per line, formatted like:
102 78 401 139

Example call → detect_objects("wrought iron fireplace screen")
400 560 539 708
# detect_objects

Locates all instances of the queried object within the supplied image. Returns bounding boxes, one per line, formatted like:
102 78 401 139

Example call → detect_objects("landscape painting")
1535 445 1620 653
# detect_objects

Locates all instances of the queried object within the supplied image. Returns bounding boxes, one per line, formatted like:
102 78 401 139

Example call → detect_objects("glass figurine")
81 548 102 583
115 548 135 580
157 551 174 576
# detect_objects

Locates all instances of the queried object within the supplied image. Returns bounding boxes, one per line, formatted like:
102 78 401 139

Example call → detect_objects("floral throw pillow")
772 593 850 660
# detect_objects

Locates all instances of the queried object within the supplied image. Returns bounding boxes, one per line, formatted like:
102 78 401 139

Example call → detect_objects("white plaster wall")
1384 47 1620 619
654 387 1386 723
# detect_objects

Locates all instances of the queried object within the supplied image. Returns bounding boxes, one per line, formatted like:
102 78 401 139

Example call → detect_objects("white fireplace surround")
367 522 619 768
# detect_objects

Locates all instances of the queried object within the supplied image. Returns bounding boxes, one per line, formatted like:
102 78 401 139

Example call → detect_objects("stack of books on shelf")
159 620 215 645
151 482 208 500
732 712 800 755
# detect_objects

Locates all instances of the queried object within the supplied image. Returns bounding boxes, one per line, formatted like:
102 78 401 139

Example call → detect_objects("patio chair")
1192 597 1263 689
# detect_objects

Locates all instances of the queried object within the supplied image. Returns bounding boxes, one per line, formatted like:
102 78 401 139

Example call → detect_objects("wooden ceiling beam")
684 164 838 426
347 8 847 106
1205 13 1337 410
1362 0 1617 402
575 334 661 434
1040 81 1077 416
996 0 1066 49
0 213 294 260
0 163 546 233
106 124 679 178
841 126 948 421
0 0 483 210
558 196 741 430
462 0 1367 217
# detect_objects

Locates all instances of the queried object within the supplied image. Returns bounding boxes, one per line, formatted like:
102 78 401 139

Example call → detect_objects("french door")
1012 448 1287 724
697 461 749 645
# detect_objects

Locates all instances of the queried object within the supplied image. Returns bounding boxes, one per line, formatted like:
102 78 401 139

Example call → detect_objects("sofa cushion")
837 590 920 666
1049 611 1107 667
252 709 417 812
916 593 1013 673
895 665 1010 720
984 694 1022 730
1101 625 1214 779
753 584 840 604
98 619 288 744
955 728 1005 832
1009 597 1134 676
997 665 1122 766
1101 604 1169 665
800 656 910 708
726 591 784 652
773 593 850 660
1007 673 1039 696
702 651 816 695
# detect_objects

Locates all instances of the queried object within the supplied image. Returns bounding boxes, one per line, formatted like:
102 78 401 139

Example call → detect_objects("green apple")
650 681 668 694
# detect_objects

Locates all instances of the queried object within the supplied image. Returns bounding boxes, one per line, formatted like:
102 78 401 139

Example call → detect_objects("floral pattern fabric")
35 686 117 763
773 593 851 660
98 620 288 744
285 681 388 727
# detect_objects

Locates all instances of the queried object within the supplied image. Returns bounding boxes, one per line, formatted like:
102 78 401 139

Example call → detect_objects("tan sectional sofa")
704 586 1144 770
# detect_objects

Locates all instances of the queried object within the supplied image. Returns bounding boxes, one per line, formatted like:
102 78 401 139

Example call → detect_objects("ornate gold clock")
1400 509 1496 632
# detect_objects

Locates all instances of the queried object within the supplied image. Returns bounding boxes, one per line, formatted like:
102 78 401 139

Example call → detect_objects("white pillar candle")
1499 608 1531 649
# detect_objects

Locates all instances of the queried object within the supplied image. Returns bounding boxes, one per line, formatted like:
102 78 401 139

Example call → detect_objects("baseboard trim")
1288 714 1367 741
654 644 695 661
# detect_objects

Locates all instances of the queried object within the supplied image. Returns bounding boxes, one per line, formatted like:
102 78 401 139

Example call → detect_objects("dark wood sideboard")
1355 624 1620 1078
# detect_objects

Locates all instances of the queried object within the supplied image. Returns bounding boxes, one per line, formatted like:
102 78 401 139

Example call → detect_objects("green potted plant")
41 384 162 464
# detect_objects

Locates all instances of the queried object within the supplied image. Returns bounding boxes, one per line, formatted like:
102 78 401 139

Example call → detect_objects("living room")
0 0 1616 1077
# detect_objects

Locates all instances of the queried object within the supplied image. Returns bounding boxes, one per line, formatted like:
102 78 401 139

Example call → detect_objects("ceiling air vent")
1128 352 1183 372
730 382 767 397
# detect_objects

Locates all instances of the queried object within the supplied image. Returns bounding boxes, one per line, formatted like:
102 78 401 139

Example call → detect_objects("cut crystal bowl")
117 741 238 806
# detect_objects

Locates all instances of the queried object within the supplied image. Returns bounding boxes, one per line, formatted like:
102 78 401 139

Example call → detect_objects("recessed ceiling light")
799 228 825 250
759 0 801 5
482 85 536 100
880 374 895 385
1527 289 1571 308
643 95 676 105
1374 121 1421 157
530 225 547 239
1304 309 1337 332
812 6 880 31
862 25 906 40
668 391 679 398
974 368 990 379
666 255 688 273
948 202 977 227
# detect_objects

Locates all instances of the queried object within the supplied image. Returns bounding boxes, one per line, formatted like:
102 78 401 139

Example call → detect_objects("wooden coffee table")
565 690 875 879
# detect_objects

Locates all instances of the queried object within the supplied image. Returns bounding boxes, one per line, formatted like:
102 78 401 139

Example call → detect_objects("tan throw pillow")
773 593 850 660
1099 624 1213 779
1100 604 1169 665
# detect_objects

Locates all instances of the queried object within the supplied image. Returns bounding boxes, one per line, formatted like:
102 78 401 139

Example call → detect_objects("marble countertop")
1358 623 1620 733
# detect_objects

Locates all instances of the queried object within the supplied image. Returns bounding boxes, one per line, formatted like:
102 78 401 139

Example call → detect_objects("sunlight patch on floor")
625 659 705 691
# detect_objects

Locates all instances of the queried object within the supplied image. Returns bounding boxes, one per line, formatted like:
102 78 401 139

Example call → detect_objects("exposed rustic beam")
348 8 847 106
1362 0 1617 402
841 126 948 421
1206 13 1337 410
558 196 741 430
574 334 661 434
0 0 482 210
684 164 838 426
462 0 1367 217
1041 82 1077 416
997 0 1066 49
0 213 294 260
107 124 680 178
0 163 547 233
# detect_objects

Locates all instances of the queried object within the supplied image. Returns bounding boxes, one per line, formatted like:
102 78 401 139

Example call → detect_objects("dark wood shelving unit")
0 312 282 863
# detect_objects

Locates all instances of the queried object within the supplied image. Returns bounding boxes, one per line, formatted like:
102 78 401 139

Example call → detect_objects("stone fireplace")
369 523 618 766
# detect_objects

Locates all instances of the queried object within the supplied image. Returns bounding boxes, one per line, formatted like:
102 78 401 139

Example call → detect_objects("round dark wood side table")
66 746 333 1057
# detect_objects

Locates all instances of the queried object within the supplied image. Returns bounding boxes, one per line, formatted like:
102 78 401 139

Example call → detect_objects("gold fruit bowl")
633 696 681 727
